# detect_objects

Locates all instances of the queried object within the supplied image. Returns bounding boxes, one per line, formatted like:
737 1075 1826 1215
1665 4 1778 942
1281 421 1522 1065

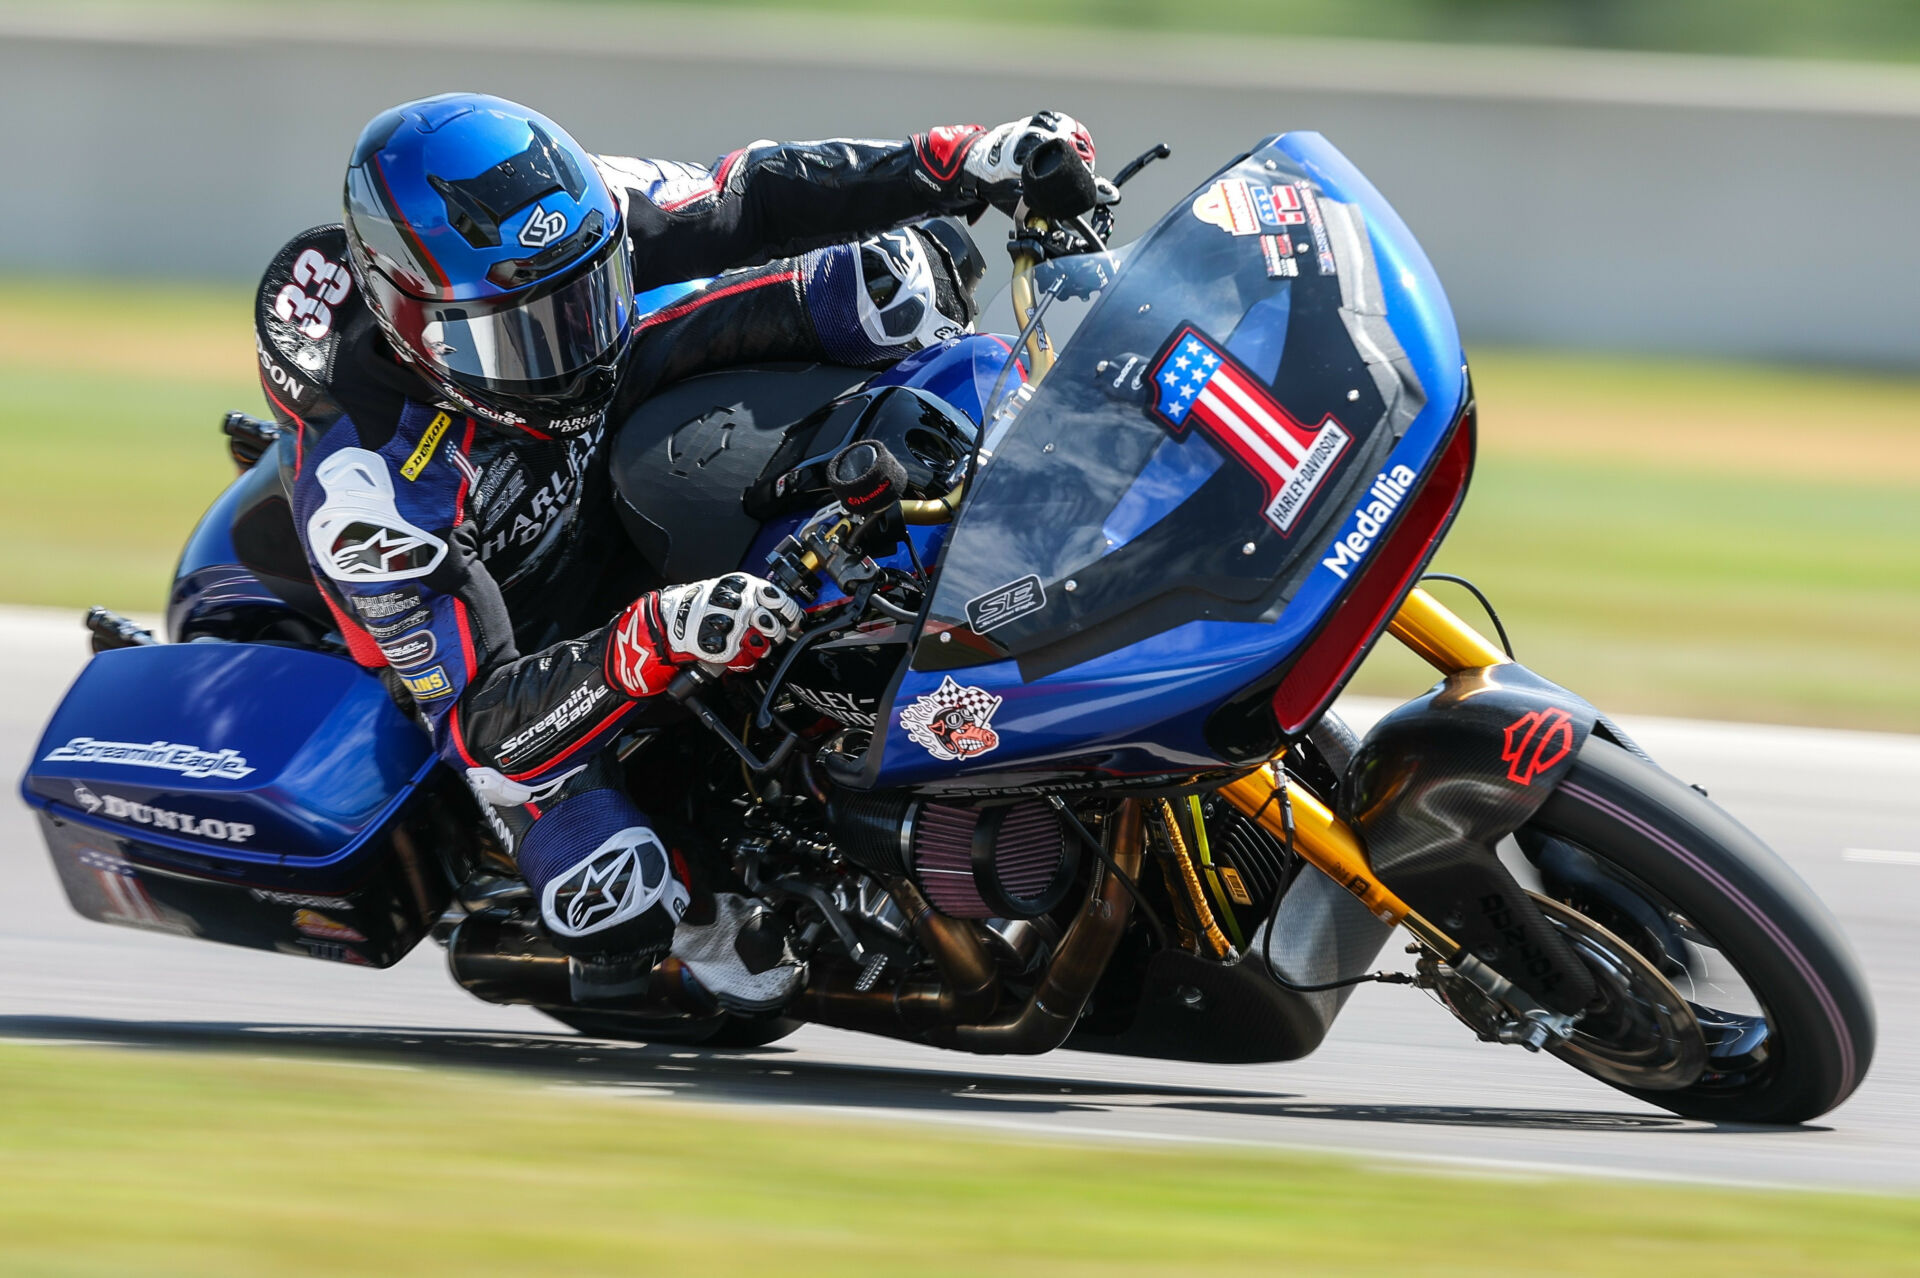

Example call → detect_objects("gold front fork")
1007 218 1057 381
1219 587 1508 957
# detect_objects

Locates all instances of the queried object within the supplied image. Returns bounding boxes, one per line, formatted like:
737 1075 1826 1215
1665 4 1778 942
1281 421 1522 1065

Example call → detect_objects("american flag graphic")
77 849 168 927
1149 328 1352 534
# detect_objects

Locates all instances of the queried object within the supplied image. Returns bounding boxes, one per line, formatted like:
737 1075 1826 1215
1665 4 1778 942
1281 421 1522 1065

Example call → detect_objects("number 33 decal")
273 248 353 341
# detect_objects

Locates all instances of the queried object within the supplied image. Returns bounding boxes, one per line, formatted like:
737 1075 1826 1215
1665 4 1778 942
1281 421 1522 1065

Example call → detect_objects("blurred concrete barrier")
7 3 1919 364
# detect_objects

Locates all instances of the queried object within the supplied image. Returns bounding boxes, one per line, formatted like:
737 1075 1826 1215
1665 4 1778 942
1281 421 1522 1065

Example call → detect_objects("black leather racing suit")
254 132 988 957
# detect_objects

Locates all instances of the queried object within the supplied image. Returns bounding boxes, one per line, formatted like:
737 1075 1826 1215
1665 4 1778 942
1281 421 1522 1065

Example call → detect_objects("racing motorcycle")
21 132 1874 1124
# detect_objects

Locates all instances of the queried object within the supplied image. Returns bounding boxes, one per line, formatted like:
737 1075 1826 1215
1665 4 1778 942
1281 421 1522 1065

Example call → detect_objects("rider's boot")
669 893 805 1014
516 789 803 1011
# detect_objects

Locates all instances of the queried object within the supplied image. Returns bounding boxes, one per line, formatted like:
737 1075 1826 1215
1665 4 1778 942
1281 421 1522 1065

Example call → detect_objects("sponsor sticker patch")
70 783 255 843
900 677 1003 763
1191 178 1309 237
1297 182 1337 275
251 889 353 910
357 590 425 620
1148 326 1351 535
965 575 1047 635
378 629 437 670
365 609 431 640
77 847 188 933
517 203 569 250
400 411 452 481
1317 464 1418 581
400 665 454 701
43 737 253 781
1259 235 1298 279
1501 708 1576 786
295 908 367 942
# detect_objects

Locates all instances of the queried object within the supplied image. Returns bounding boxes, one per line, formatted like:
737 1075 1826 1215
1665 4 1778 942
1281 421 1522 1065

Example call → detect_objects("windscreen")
915 140 1429 679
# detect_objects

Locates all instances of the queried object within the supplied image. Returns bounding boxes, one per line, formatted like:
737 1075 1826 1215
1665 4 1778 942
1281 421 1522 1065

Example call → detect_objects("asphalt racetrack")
4 607 1916 1192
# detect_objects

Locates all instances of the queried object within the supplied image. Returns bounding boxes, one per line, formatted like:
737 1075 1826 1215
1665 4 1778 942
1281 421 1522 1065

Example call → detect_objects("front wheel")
1519 737 1874 1124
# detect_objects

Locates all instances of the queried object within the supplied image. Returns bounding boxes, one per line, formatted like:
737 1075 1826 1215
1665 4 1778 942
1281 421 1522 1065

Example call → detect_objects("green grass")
0 1042 1916 1276
1348 459 1920 730
0 277 250 612
3 276 1918 730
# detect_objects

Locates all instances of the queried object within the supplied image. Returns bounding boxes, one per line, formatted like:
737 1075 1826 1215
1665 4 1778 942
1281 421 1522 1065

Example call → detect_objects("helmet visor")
402 239 635 395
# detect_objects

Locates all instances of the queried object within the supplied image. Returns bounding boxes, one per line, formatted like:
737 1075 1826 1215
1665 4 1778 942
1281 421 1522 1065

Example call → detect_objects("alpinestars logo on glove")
900 677 1003 762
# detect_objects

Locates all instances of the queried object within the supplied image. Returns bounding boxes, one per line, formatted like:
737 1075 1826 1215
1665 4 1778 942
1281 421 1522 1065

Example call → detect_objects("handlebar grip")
1020 137 1099 220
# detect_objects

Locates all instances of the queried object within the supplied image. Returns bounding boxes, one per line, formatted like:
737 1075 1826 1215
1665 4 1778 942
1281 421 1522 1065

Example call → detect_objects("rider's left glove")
951 111 1097 215
606 573 803 698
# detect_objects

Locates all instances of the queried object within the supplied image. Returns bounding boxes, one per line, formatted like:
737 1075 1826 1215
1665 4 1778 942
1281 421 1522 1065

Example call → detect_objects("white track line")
1844 848 1920 866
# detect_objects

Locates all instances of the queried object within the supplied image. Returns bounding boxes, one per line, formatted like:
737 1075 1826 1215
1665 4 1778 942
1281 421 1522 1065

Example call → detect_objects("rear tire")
1527 737 1874 1123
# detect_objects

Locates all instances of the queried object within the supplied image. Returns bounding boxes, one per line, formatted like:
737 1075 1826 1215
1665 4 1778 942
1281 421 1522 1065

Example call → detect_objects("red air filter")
908 799 1077 919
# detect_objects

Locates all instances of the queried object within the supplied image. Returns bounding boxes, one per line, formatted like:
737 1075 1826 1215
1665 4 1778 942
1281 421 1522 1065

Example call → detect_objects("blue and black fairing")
866 132 1470 792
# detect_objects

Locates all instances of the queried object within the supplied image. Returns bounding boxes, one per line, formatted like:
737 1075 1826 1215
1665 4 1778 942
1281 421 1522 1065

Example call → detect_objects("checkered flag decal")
930 677 1001 721
900 676 1004 760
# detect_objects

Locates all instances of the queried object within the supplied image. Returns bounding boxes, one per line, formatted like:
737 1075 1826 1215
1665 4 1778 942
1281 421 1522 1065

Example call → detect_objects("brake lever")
1113 142 1170 189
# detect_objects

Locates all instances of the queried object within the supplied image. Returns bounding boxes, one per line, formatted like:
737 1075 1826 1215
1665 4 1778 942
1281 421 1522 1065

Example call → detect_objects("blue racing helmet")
343 93 633 437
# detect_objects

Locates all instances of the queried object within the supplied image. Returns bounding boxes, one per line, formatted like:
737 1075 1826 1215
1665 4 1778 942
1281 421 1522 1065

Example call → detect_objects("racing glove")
606 573 803 697
920 111 1098 216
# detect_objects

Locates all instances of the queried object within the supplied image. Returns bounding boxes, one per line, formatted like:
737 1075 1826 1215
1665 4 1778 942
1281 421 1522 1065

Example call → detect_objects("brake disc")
1531 893 1709 1092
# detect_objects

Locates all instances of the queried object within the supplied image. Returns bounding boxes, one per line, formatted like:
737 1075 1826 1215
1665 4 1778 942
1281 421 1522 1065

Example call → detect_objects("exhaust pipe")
800 799 1145 1055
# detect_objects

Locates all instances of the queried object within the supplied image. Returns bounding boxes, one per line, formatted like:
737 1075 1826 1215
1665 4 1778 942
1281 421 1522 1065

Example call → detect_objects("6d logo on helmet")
274 248 353 341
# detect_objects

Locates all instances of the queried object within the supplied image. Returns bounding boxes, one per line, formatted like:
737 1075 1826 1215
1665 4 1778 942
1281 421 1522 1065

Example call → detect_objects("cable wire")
1419 572 1515 659
1046 796 1169 950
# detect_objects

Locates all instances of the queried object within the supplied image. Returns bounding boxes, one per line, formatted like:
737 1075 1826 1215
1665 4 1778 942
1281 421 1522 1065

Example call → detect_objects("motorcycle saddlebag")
19 642 482 967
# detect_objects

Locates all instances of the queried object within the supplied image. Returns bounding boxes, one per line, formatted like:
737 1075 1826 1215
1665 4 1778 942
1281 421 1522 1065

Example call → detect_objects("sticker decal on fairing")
1190 178 1308 237
1148 326 1351 535
965 575 1046 635
1318 464 1417 582
900 677 1003 762
1502 708 1576 786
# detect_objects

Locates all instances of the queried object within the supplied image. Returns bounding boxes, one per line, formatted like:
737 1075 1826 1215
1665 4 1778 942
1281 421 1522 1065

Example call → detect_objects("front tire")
1525 737 1875 1124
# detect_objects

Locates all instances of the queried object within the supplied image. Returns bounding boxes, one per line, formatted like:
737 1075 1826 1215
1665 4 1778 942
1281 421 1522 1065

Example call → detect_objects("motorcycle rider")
253 93 1097 1011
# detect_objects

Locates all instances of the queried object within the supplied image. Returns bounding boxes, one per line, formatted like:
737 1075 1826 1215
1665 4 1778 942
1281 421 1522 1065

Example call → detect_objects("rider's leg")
496 757 803 1010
